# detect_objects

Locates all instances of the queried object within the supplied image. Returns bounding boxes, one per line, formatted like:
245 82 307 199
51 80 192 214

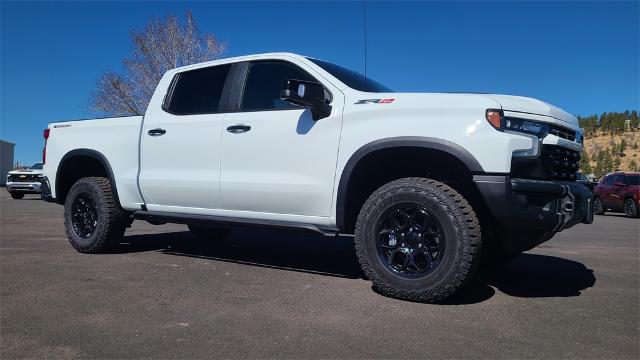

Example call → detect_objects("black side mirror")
280 79 332 120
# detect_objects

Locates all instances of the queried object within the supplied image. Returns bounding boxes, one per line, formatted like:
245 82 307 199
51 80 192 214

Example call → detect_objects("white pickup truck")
42 52 593 302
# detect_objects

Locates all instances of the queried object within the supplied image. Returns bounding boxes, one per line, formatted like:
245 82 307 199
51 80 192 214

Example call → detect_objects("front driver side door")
220 60 344 221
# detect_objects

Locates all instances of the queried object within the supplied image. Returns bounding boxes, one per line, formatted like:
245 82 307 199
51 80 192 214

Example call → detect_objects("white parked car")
6 162 44 199
41 53 593 301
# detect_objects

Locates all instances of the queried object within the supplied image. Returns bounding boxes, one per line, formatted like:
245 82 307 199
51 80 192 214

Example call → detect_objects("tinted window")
627 175 640 185
603 175 615 185
29 163 43 170
615 175 625 184
241 61 315 111
307 58 392 93
166 64 230 115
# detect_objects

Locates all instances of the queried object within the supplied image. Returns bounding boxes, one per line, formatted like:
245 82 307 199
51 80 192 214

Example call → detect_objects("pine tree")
579 150 592 174
631 110 639 130
631 159 639 172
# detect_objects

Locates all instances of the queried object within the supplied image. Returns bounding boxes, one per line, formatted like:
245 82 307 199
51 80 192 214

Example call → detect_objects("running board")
132 210 340 237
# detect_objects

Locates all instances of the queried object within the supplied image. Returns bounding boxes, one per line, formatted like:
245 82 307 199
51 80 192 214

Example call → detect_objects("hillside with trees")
578 110 640 179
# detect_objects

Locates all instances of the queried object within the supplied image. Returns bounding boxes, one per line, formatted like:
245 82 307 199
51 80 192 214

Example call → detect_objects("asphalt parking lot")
1 193 638 359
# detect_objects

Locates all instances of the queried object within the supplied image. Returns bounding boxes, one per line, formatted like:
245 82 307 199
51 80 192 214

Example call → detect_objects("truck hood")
483 94 578 127
8 169 43 176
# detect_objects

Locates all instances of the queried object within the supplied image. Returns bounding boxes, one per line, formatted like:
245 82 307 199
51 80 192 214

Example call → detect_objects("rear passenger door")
139 64 231 211
219 59 344 221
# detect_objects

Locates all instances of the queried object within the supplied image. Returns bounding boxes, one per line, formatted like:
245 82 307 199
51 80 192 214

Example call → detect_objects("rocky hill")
577 110 640 178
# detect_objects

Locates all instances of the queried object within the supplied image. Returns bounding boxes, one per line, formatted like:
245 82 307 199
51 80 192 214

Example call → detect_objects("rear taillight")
43 128 50 164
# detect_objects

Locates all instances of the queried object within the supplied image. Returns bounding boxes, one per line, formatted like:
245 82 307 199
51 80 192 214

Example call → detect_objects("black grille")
510 145 581 181
541 146 580 180
8 174 39 182
548 125 576 141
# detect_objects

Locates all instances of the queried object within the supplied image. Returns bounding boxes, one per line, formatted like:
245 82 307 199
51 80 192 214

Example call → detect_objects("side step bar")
132 210 340 237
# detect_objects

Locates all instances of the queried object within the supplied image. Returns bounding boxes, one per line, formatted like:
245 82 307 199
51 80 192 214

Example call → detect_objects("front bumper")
6 181 42 194
474 175 593 233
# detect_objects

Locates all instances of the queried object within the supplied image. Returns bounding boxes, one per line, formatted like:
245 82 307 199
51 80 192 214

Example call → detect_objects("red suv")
593 172 640 218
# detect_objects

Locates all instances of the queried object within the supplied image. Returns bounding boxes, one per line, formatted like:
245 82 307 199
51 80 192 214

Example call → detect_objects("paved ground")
0 193 638 359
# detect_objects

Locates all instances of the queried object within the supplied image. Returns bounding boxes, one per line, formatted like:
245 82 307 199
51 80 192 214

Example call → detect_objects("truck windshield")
29 163 43 170
307 58 392 93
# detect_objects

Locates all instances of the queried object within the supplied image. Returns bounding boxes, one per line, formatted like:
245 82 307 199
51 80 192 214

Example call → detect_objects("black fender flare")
55 148 121 207
335 136 484 230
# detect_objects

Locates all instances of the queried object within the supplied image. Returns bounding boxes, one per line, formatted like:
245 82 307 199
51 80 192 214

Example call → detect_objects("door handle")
226 125 251 134
147 128 166 136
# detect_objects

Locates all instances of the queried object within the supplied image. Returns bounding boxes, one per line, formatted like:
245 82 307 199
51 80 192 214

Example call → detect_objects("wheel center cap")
405 228 420 247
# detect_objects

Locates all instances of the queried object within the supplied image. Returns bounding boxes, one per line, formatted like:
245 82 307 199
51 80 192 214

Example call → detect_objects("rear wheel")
64 177 128 253
354 177 481 302
593 197 605 215
188 225 231 240
9 192 24 199
624 198 639 218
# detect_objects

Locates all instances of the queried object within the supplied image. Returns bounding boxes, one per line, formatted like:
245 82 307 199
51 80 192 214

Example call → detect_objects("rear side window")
627 175 640 185
165 64 231 115
241 61 315 111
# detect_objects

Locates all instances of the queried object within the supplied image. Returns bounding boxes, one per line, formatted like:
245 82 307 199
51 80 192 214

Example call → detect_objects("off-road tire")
64 177 128 253
9 192 24 199
188 225 231 240
354 177 482 302
593 196 605 215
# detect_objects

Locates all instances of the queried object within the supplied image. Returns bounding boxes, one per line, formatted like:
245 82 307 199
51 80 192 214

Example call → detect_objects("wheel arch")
55 149 121 207
335 137 485 232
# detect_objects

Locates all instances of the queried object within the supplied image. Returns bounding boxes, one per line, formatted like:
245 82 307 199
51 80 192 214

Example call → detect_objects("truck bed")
44 116 144 210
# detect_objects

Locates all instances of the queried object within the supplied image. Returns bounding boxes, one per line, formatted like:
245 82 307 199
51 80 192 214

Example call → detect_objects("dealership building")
0 140 15 186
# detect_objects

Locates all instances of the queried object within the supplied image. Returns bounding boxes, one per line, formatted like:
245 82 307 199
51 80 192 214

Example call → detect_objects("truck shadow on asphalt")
114 229 596 305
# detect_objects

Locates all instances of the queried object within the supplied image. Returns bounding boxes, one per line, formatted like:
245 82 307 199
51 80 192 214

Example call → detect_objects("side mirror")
281 79 332 120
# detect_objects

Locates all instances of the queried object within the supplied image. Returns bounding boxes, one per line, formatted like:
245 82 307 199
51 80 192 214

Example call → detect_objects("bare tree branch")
90 11 226 116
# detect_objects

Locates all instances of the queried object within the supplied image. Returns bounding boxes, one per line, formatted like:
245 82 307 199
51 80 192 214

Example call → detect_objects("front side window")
615 175 626 184
241 61 316 111
603 175 615 185
165 64 231 115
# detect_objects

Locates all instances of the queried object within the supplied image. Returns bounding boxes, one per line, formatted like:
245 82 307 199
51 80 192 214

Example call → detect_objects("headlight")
485 109 548 138
504 118 546 137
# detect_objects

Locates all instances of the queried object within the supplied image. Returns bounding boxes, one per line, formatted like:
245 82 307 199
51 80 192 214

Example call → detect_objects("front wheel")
593 197 605 215
624 198 639 218
354 177 481 302
64 177 128 253
9 192 24 199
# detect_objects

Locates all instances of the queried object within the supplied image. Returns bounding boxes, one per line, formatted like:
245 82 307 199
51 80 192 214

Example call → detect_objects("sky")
1 1 638 164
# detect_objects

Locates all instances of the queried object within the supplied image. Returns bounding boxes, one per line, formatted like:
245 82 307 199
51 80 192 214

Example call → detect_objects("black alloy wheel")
376 203 445 278
71 193 99 238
